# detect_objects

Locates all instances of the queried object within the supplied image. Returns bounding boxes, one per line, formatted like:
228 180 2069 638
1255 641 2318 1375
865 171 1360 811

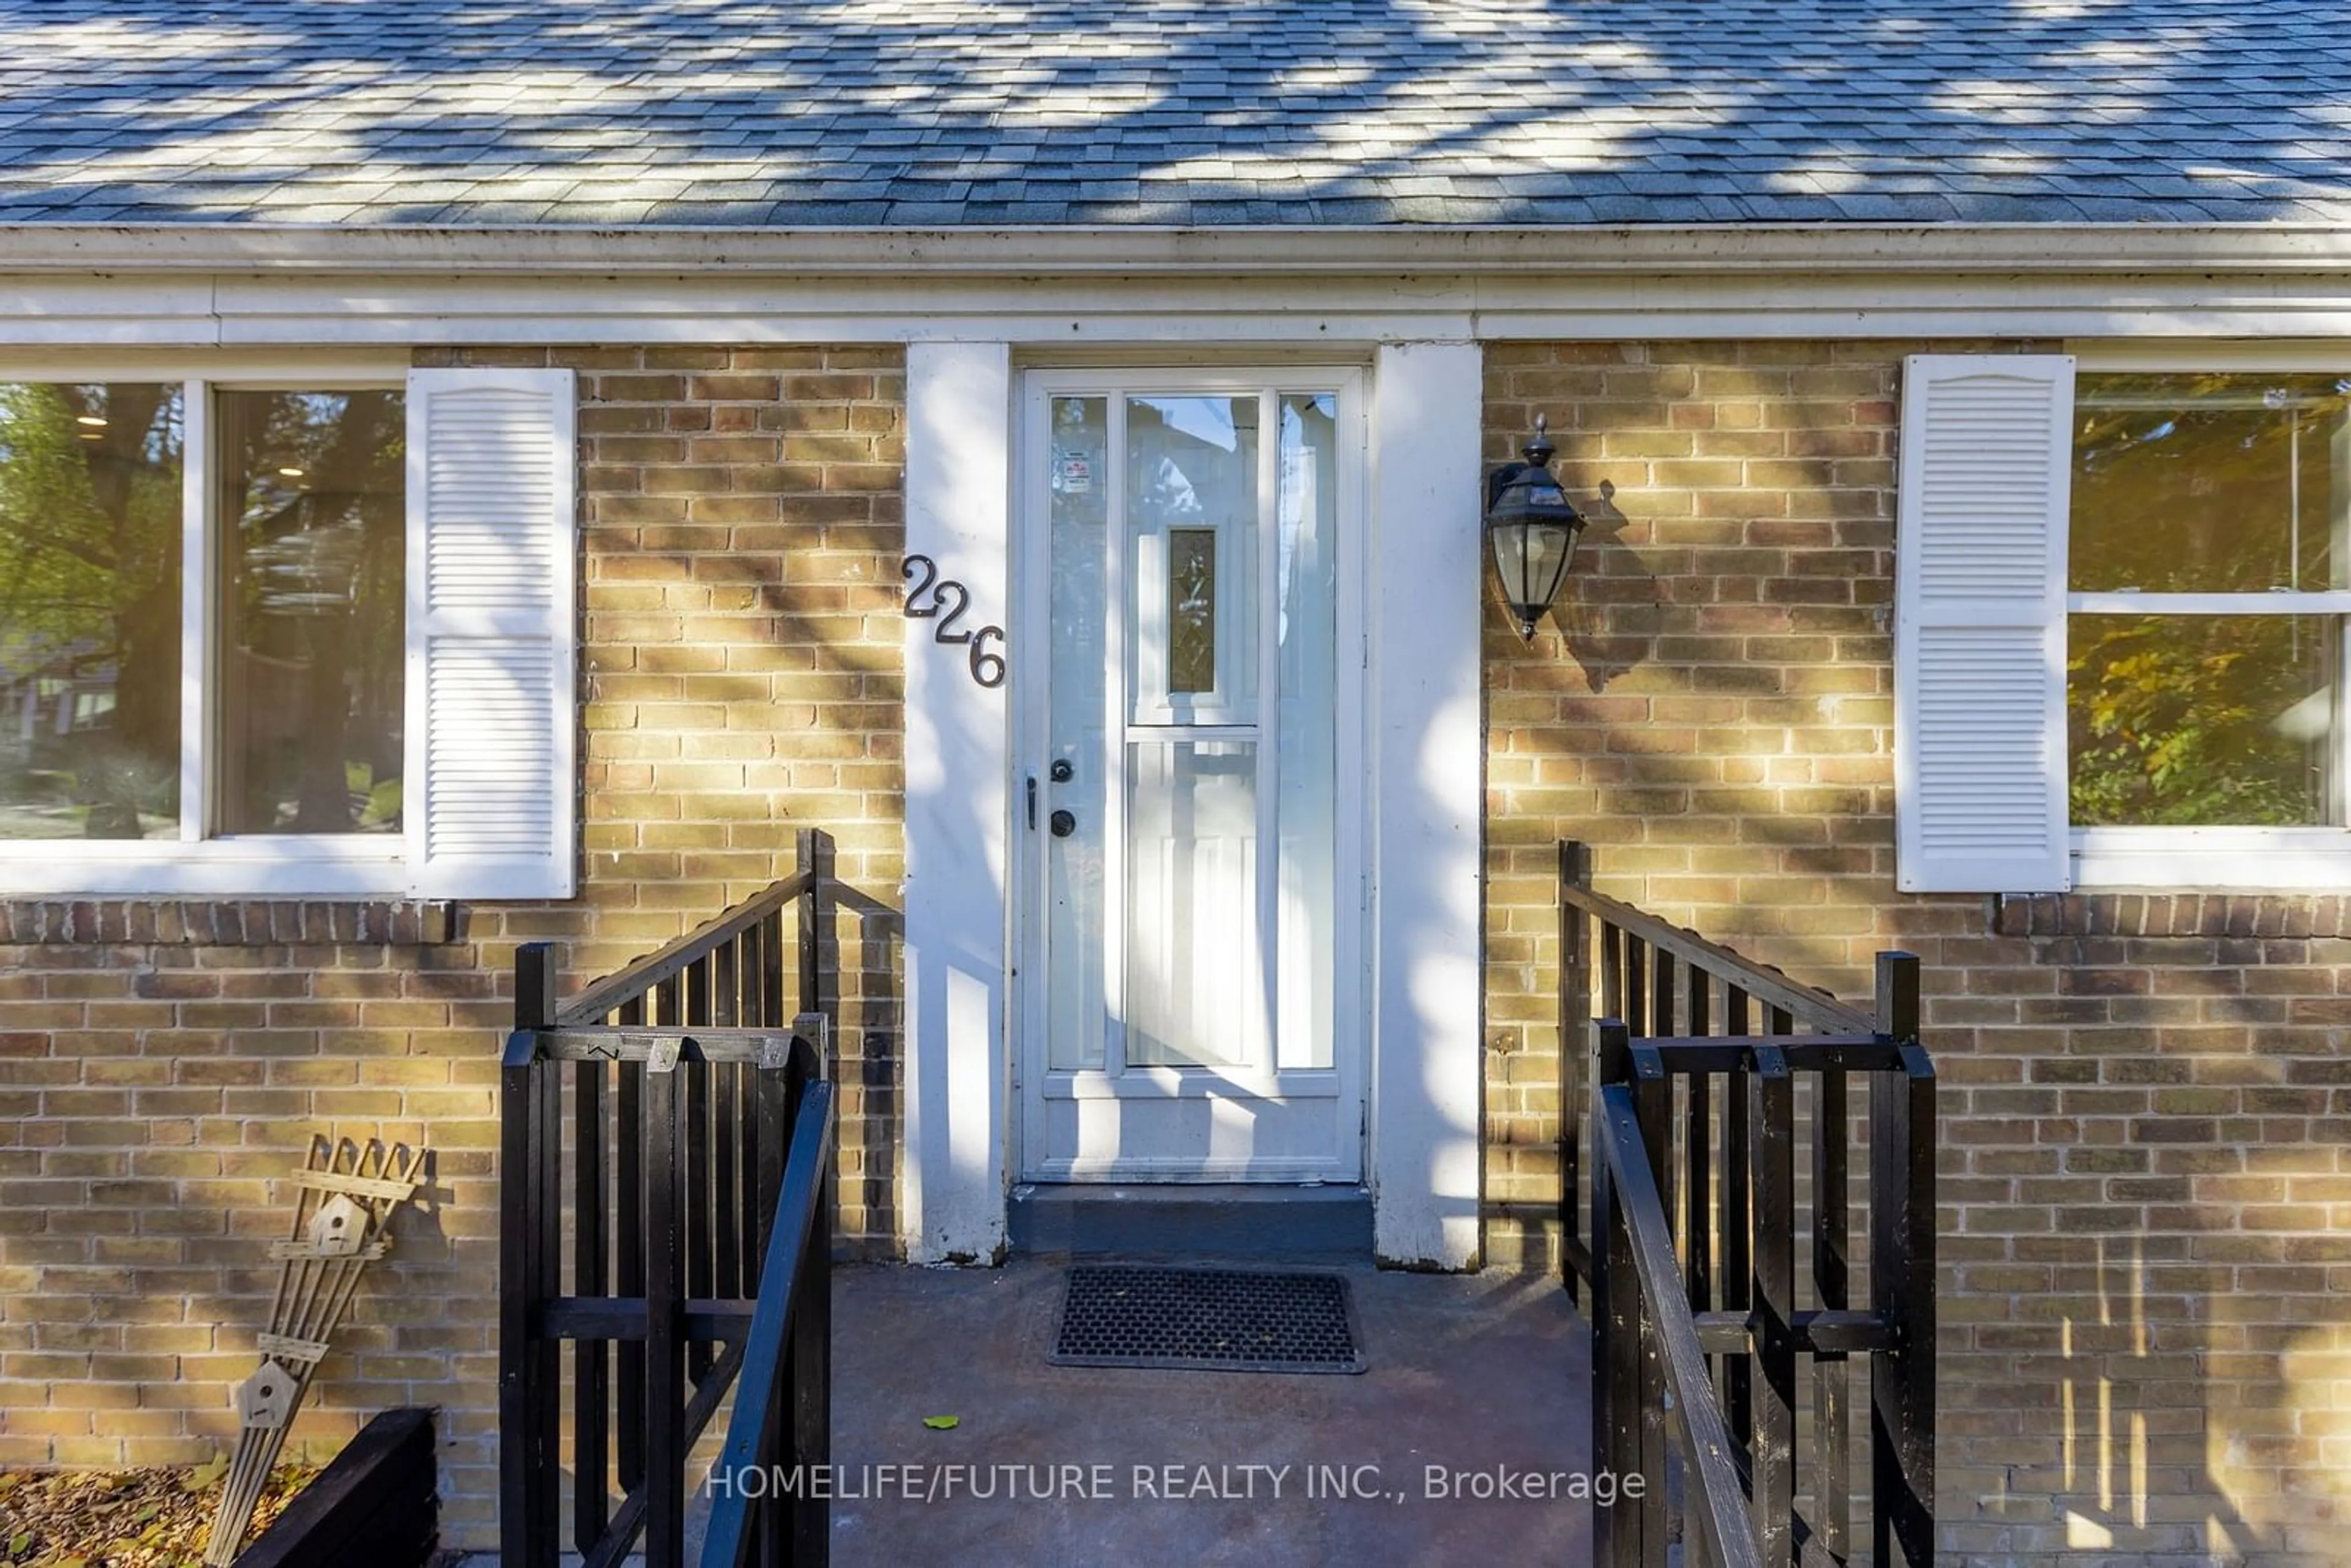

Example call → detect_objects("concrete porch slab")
829 1259 1595 1566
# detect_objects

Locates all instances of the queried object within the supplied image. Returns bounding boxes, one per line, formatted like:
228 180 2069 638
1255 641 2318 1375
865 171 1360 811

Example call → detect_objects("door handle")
1049 809 1078 839
1027 775 1038 830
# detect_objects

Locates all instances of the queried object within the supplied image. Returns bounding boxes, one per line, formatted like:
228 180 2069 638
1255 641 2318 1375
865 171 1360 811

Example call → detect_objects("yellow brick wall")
1482 341 2351 1564
0 346 906 1551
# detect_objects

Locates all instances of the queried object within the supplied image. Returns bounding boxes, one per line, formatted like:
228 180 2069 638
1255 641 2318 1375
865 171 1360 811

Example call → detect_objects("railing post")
1684 967 1712 1314
1630 1044 1671 1568
1721 988 1753 1452
797 827 837 1040
786 1033 832 1566
615 998 647 1498
1871 952 1935 1567
575 1029 610 1548
1751 1042 1796 1568
749 1040 792 1567
1815 1056 1851 1563
643 1043 686 1568
500 945 559 1568
1592 1019 1640 1568
1559 839 1592 1302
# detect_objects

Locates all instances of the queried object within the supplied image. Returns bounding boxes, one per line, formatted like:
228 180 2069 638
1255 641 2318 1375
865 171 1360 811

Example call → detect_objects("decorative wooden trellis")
204 1136 429 1568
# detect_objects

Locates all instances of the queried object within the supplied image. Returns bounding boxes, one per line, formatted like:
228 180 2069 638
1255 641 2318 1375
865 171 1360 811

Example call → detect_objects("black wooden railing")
1558 841 1937 1568
501 829 838 1568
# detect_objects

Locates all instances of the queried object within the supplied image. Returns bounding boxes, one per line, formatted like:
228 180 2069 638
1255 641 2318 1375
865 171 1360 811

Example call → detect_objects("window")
2068 374 2347 830
217 390 407 837
1895 354 2351 892
0 382 184 841
0 366 576 897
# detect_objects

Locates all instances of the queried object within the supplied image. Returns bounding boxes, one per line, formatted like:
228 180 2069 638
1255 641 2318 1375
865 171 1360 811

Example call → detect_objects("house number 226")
901 555 1007 689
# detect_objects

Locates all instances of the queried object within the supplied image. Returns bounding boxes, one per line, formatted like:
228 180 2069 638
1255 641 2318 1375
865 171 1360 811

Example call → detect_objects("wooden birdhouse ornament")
202 1136 428 1568
232 1360 296 1429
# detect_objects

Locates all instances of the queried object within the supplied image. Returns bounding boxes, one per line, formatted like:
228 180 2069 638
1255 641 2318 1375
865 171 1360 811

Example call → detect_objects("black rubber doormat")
1048 1264 1367 1375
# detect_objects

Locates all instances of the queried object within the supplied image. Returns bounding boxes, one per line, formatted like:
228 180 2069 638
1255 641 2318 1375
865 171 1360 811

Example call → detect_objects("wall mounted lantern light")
1484 415 1587 640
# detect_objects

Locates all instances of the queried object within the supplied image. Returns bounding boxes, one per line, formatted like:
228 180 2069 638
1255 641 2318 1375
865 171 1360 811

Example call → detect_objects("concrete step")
1007 1181 1373 1261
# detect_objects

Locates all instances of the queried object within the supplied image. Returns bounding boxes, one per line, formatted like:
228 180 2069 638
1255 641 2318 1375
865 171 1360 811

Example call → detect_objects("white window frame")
0 353 420 895
2066 348 2351 890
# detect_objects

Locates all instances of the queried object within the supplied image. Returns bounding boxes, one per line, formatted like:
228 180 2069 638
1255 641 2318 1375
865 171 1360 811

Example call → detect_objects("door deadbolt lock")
1049 759 1074 782
1049 809 1078 838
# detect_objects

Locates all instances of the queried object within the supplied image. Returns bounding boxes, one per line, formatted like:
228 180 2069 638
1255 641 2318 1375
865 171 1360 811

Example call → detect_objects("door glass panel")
1125 738 1260 1068
1275 394 1340 1070
1042 383 1344 1090
1128 396 1257 721
1047 396 1109 1070
1168 527 1217 694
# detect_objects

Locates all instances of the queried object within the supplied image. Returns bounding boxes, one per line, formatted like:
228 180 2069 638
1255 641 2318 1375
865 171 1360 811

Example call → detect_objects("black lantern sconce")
1484 414 1586 640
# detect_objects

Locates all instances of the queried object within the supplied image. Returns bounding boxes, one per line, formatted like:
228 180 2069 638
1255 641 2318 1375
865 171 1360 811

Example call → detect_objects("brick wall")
0 345 906 1552
1482 341 2351 1564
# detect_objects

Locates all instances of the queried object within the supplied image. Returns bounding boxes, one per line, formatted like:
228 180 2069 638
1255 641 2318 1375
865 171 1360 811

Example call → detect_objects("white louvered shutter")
403 369 577 898
1894 354 2075 893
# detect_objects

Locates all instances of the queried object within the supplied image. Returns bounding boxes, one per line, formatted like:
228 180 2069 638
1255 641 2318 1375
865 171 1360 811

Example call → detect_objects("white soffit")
2 223 2351 346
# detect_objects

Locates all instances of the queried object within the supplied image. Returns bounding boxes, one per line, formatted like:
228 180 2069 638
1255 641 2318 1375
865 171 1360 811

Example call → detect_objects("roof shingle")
0 0 2347 227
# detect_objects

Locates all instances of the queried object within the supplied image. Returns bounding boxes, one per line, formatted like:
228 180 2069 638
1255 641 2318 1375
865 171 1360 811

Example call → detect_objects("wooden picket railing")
500 829 838 1568
1559 841 1937 1568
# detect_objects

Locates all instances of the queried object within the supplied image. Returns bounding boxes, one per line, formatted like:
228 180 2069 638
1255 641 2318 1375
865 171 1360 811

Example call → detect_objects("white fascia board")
13 264 2351 349
9 222 2351 276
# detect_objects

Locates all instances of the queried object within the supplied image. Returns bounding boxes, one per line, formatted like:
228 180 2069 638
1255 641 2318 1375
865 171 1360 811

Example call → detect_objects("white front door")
1016 370 1367 1183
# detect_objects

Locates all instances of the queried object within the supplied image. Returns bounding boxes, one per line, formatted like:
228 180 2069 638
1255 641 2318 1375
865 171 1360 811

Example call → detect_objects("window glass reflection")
2072 373 2350 593
217 390 405 835
0 383 182 839
2068 613 2334 827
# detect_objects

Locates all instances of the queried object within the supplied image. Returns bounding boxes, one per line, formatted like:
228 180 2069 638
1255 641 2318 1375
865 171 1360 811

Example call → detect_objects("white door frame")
900 339 1485 1269
1009 366 1371 1184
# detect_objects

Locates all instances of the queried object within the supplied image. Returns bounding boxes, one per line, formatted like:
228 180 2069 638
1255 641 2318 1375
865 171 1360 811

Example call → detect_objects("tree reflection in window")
218 390 405 835
0 383 182 839
2068 374 2350 827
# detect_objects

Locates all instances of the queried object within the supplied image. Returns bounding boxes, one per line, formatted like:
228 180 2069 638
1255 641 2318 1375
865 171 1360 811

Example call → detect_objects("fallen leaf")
920 1416 959 1431
8 1532 28 1556
184 1457 228 1492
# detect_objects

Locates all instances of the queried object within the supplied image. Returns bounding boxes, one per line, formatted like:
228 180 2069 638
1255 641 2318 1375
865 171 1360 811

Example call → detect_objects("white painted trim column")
900 342 1014 1264
1368 342 1487 1269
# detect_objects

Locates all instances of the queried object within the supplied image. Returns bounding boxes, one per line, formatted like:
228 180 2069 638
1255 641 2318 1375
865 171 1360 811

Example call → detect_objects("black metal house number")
901 555 1007 689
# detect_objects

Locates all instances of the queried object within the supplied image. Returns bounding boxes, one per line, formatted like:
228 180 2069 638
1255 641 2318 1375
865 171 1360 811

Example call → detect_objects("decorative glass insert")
1167 527 1217 694
216 390 406 835
2068 614 2334 827
0 383 183 839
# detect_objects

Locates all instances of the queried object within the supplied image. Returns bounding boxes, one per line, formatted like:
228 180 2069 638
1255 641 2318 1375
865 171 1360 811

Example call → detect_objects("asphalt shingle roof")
1 0 2348 227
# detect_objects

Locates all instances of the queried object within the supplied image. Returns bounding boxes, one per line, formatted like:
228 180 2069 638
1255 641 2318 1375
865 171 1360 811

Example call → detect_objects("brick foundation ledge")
1993 891 2351 939
0 899 461 945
